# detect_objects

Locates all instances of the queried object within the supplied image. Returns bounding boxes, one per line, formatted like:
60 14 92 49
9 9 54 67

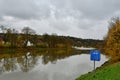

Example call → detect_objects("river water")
0 49 107 80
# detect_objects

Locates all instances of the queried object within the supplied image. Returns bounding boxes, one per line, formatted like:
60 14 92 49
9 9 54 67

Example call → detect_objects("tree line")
0 25 103 49
0 26 73 48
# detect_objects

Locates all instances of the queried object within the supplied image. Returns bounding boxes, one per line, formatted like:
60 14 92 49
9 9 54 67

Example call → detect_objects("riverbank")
76 61 120 80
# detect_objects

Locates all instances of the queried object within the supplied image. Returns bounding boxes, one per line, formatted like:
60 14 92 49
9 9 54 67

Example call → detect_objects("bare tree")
0 25 7 33
22 27 35 47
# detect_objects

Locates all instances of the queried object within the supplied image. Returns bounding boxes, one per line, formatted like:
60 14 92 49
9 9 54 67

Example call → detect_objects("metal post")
93 60 96 78
94 60 95 71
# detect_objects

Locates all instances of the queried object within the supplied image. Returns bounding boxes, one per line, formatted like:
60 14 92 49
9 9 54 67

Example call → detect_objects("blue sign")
90 50 101 61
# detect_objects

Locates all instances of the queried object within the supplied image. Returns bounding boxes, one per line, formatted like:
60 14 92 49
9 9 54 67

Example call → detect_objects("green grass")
76 62 120 80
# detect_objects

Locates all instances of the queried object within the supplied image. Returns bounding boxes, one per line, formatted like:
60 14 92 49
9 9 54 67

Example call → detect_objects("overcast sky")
0 0 120 39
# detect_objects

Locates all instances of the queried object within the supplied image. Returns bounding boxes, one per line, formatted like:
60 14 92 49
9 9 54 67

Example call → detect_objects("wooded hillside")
0 25 103 48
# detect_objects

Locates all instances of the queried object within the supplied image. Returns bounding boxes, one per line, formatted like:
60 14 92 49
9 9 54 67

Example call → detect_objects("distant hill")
67 36 103 48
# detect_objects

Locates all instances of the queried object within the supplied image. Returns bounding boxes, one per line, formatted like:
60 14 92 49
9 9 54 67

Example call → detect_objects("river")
0 49 107 80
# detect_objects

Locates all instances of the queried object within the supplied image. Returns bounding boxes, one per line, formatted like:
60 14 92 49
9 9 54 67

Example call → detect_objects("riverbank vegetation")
104 17 120 62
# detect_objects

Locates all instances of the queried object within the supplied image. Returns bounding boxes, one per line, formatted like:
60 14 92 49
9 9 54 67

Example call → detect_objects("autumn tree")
10 29 18 47
49 33 58 48
43 33 50 47
104 17 120 62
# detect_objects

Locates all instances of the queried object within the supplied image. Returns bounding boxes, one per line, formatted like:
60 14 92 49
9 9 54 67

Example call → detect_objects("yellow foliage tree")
105 17 120 62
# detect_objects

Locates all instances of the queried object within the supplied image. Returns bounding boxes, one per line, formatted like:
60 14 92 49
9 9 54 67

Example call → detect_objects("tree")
5 28 18 48
43 33 50 47
11 29 18 47
4 28 12 45
22 27 35 35
43 33 58 48
22 27 35 47
104 17 120 62
0 25 7 33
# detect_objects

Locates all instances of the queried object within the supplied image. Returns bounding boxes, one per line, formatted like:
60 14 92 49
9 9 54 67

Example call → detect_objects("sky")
0 0 120 40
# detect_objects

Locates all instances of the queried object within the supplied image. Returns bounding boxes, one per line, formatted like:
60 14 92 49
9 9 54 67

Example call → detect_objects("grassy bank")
76 62 120 80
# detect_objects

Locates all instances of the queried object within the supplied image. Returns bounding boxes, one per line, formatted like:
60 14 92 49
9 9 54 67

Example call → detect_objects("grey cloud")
52 0 120 20
1 0 120 20
49 18 70 31
0 0 50 20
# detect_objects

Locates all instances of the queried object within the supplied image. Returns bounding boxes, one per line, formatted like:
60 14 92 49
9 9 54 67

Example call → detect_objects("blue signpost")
90 50 101 71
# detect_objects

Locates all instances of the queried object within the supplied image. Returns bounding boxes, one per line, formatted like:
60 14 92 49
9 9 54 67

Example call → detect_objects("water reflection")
0 49 107 80
0 49 81 73
18 52 37 72
0 57 17 74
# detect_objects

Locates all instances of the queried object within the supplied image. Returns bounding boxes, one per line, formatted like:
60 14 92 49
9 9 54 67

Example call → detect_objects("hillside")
0 32 103 48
